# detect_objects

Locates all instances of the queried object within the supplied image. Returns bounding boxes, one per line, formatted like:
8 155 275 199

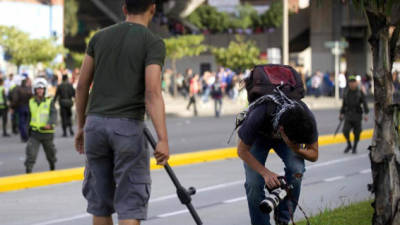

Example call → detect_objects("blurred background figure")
25 78 57 173
338 72 347 98
187 74 199 116
55 75 75 137
340 75 369 154
12 77 32 142
211 75 223 117
0 78 10 137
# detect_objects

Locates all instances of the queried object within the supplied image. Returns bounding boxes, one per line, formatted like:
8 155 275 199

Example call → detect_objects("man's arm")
145 64 169 165
339 91 347 119
46 99 57 129
361 91 369 115
237 139 281 189
74 55 94 154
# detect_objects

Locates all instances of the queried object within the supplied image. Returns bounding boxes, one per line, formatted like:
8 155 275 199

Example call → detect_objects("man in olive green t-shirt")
75 1 170 225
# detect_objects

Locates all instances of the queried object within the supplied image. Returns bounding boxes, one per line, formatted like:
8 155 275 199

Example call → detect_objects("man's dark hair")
0 78 3 85
62 75 68 82
124 0 155 15
279 104 314 144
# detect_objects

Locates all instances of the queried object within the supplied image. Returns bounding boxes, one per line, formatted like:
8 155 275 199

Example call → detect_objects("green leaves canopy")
164 34 207 60
64 0 79 36
0 25 66 68
187 3 284 32
211 35 265 72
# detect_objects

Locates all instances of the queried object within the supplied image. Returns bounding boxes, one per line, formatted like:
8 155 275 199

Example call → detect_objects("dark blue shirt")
238 101 318 146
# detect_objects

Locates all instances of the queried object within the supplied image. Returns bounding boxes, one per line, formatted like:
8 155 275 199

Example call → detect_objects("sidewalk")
164 94 343 117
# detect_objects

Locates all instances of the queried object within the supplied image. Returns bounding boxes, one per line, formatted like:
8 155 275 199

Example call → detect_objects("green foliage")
70 30 98 68
187 5 231 33
297 200 373 225
64 0 79 36
211 35 265 72
187 3 283 32
260 0 283 28
0 25 66 68
164 34 207 60
231 3 258 29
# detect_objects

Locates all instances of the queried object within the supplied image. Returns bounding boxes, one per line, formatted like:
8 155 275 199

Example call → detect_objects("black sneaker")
50 163 55 171
352 147 357 154
3 133 10 137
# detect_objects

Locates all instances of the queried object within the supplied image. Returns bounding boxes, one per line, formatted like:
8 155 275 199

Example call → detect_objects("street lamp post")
282 0 289 65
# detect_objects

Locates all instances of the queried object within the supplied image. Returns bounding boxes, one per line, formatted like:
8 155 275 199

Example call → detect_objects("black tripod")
144 127 203 225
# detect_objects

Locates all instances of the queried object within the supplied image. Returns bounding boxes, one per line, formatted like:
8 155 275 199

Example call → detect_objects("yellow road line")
0 129 374 193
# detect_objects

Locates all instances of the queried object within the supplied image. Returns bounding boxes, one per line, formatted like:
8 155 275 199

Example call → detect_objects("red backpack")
244 64 305 103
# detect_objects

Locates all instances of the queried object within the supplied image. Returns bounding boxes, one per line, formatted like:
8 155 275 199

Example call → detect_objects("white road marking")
28 153 369 225
223 196 246 204
306 154 368 170
30 214 90 225
360 168 371 174
324 176 346 182
157 209 188 218
150 180 244 203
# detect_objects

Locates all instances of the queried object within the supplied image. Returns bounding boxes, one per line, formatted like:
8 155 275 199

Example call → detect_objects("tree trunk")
367 11 400 225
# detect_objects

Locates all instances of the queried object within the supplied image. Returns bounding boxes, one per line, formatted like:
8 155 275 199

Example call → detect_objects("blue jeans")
17 106 30 141
244 139 305 225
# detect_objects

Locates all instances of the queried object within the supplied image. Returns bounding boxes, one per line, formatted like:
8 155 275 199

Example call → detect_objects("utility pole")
333 41 340 101
325 40 348 101
282 0 289 65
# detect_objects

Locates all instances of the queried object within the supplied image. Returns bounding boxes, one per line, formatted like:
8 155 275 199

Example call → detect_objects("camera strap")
287 193 311 225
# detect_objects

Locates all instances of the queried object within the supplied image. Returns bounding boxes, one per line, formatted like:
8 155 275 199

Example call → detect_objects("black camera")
259 176 293 214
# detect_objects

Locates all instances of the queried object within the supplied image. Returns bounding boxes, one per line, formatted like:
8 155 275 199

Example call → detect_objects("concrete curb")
0 129 374 193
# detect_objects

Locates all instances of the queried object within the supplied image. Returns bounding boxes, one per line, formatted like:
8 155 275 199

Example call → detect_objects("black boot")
69 126 74 136
352 141 358 154
26 167 32 174
344 144 352 153
49 163 55 171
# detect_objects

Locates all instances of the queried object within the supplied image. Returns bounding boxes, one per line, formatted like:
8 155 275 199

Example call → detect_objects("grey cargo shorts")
83 115 151 220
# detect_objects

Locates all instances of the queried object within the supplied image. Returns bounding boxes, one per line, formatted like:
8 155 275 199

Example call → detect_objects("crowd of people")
161 67 246 117
305 70 375 98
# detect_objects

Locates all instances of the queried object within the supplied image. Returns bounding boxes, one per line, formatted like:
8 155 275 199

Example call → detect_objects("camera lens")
259 197 278 213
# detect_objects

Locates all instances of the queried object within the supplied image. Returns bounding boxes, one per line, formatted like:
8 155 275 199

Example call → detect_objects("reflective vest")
29 97 54 133
0 86 5 109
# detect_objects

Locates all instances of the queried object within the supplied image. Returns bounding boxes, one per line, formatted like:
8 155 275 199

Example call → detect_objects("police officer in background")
55 75 75 137
340 75 369 154
25 78 57 173
0 78 10 137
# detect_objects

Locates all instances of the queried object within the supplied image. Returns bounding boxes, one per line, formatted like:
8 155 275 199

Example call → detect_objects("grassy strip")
296 200 373 225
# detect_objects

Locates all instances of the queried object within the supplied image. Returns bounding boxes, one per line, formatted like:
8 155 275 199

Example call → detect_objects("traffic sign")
324 41 349 49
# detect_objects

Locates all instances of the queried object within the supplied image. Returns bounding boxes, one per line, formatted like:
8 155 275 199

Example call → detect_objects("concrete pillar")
310 0 334 73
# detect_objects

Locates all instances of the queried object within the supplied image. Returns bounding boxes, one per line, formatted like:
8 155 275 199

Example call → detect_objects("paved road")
0 140 372 225
0 108 374 177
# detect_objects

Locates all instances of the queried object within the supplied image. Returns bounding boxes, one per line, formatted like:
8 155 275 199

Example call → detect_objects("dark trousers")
214 98 222 117
343 119 362 147
17 106 30 141
187 96 198 116
25 132 57 171
11 110 18 134
0 108 8 135
60 106 73 135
